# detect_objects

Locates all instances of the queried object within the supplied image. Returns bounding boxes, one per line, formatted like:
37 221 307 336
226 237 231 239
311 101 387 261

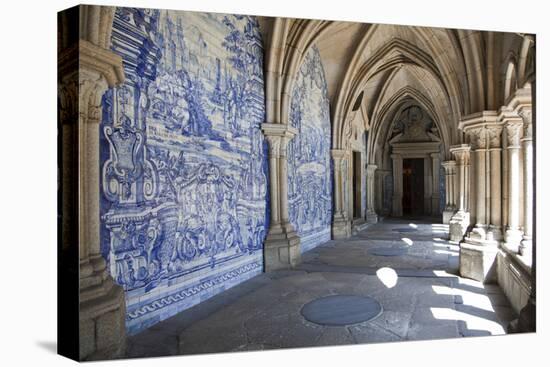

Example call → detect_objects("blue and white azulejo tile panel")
287 46 332 253
99 7 268 334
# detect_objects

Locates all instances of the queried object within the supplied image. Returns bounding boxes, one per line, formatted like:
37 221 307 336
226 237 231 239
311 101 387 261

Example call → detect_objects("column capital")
519 106 533 142
449 144 471 165
505 121 523 148
442 160 457 168
459 111 504 150
261 122 298 139
366 163 378 172
74 39 125 87
264 135 282 158
487 125 503 149
390 153 402 160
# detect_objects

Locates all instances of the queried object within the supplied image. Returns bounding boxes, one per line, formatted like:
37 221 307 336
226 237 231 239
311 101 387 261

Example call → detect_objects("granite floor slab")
125 218 515 358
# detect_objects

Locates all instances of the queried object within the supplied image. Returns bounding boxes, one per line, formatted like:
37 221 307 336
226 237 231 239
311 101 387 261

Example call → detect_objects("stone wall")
288 46 332 252
99 7 268 334
497 251 531 314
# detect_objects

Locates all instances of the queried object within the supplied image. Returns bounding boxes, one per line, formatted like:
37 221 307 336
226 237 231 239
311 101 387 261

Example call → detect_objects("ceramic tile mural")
99 7 268 334
288 46 332 253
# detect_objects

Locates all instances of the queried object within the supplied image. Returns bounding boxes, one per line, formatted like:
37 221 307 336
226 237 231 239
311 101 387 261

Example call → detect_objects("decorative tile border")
126 260 262 334
300 227 331 253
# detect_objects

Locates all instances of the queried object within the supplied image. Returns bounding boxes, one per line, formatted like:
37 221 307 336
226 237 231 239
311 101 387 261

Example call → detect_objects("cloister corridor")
57 5 536 360
125 218 515 358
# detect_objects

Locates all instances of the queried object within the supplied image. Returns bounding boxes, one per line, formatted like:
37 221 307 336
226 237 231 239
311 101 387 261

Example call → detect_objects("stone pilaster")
376 169 391 216
331 149 352 239
487 125 503 241
463 126 491 244
504 119 524 249
442 160 457 224
59 32 127 359
366 164 378 223
519 106 533 259
449 145 471 242
261 123 301 271
391 153 403 217
430 153 441 216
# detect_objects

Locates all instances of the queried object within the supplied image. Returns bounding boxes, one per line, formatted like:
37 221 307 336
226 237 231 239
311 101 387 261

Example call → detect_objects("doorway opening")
402 158 424 216
352 151 361 219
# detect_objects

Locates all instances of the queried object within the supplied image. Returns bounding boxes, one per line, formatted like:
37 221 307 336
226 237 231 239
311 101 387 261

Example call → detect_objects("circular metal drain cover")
301 295 382 326
392 228 418 233
367 247 408 256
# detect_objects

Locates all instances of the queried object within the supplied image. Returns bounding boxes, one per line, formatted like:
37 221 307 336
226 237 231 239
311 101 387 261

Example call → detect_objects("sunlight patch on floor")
430 307 505 335
376 267 398 288
433 249 458 256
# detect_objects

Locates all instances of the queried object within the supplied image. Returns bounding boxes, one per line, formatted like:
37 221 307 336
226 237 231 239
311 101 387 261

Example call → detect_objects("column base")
519 236 532 258
366 211 378 223
504 228 523 252
442 209 455 224
332 214 351 239
79 262 126 361
351 218 369 235
463 225 499 247
487 225 503 241
459 241 499 283
449 211 469 242
263 222 301 272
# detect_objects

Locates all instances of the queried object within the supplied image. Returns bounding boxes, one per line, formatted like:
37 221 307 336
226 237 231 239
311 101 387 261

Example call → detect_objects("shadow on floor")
35 340 57 354
125 218 518 358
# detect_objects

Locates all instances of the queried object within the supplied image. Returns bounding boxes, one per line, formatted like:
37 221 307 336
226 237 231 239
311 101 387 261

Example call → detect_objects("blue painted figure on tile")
100 7 268 334
287 46 332 253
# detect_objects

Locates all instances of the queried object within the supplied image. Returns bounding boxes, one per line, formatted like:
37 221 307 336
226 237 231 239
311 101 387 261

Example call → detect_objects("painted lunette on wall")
288 46 332 253
99 7 268 334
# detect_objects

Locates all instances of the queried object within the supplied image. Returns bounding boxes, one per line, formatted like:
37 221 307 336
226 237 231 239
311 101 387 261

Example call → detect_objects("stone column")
442 160 457 223
464 127 489 242
331 149 351 238
366 164 378 223
504 120 524 249
451 161 457 210
461 125 504 282
424 156 432 214
377 169 391 216
391 154 403 217
449 145 471 242
59 29 128 359
487 126 503 241
519 107 533 258
261 123 301 271
431 153 441 216
265 135 281 229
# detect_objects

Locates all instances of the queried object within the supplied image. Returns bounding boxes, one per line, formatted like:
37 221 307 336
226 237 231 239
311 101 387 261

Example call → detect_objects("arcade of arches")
58 5 536 360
